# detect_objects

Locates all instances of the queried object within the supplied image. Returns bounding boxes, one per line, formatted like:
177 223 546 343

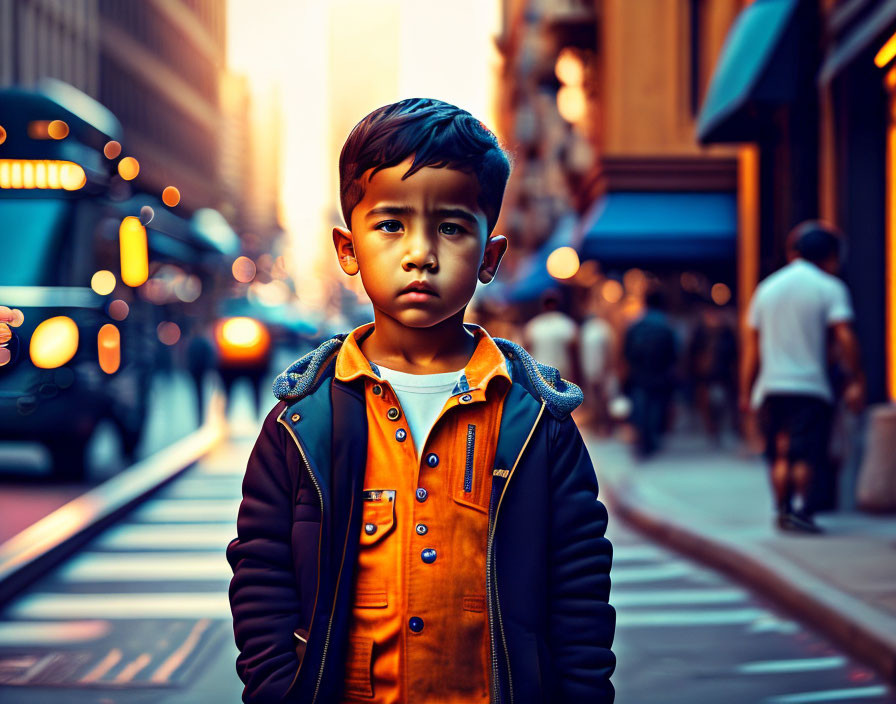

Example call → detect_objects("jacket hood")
271 327 583 419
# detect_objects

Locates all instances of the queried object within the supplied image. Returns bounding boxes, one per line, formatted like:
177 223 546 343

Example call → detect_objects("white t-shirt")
580 316 614 384
523 311 578 380
376 364 463 458
747 258 854 407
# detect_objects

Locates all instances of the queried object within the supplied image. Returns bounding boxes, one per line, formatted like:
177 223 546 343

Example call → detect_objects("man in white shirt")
523 290 580 382
740 221 865 533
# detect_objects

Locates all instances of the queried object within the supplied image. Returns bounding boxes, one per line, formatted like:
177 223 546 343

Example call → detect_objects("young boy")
227 98 616 704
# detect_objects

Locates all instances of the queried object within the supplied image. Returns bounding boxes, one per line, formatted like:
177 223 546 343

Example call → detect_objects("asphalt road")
0 414 893 703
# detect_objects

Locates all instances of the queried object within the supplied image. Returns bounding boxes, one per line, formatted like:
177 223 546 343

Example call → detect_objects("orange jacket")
335 322 511 703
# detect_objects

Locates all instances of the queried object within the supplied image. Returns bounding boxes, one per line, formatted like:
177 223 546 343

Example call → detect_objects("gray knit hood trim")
272 329 583 419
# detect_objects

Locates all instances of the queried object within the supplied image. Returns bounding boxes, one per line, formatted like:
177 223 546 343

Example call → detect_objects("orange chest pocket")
359 489 396 546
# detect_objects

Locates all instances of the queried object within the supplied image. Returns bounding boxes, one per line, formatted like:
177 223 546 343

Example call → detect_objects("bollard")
856 403 896 512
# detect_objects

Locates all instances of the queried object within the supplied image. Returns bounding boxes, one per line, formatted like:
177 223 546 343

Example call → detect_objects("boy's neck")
359 308 477 374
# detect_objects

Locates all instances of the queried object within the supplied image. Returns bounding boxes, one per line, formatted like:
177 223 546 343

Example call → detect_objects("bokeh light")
30 316 79 369
232 256 257 283
118 156 140 180
157 321 181 346
0 323 10 344
557 85 587 124
91 270 116 296
0 125 6 145
97 323 121 374
711 282 732 306
546 246 580 280
555 48 584 87
108 299 130 321
47 120 69 140
119 216 149 287
162 186 181 207
104 140 122 159
602 279 624 303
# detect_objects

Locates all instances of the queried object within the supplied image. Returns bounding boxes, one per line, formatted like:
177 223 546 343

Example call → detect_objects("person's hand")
843 379 866 414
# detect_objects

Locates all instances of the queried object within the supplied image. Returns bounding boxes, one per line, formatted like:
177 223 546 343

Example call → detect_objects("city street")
1 403 893 702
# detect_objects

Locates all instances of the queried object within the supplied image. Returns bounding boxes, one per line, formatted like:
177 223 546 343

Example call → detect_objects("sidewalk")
585 431 896 683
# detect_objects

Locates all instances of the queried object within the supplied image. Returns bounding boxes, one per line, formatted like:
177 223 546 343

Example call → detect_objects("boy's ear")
332 226 359 276
478 234 508 284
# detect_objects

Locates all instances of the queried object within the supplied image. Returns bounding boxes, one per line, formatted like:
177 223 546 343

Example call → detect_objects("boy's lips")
398 281 438 297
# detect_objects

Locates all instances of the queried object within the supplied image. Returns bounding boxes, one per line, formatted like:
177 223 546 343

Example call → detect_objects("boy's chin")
386 307 465 329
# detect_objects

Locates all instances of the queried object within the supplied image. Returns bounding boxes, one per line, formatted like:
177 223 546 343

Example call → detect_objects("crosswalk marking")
94 523 235 550
738 657 847 675
131 499 241 523
8 592 232 619
79 648 122 683
616 607 770 627
0 620 110 645
611 562 696 583
611 587 748 607
57 552 232 581
764 685 890 703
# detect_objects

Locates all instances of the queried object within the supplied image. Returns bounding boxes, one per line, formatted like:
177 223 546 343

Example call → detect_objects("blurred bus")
0 80 238 479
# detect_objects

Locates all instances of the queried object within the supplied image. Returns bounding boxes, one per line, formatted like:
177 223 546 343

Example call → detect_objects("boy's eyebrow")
365 205 480 225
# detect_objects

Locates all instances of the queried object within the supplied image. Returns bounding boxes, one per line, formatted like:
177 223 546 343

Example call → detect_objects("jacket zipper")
464 424 476 493
487 400 547 704
277 414 327 702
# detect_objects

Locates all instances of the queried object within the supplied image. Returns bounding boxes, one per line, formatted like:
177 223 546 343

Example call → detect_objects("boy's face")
333 156 507 329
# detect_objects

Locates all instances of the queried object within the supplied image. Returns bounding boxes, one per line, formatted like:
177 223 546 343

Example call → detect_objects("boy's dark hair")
791 220 843 265
338 98 512 234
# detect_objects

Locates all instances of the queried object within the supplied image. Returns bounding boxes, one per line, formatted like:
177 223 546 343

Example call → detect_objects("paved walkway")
585 431 896 683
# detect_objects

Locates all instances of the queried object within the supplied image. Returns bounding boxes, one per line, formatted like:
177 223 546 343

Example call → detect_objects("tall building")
492 0 742 311
1 0 228 215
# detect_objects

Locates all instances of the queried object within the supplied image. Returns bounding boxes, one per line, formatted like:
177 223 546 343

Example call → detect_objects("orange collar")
334 321 511 396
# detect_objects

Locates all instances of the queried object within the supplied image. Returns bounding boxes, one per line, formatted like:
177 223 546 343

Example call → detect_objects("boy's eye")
439 222 465 236
376 220 403 233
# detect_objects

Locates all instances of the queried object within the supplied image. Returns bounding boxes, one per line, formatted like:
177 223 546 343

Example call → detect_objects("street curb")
0 409 227 605
599 469 896 684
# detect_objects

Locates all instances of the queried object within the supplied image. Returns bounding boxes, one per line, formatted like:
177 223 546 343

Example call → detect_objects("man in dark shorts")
740 221 865 533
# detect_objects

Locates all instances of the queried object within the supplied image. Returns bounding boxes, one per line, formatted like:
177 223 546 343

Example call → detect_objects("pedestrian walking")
687 301 737 444
623 289 678 458
580 300 617 435
739 220 865 534
227 98 616 704
522 289 580 383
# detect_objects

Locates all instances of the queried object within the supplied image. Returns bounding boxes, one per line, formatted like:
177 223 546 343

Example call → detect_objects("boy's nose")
401 233 438 271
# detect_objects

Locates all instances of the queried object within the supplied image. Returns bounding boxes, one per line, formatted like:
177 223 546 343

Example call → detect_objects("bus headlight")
30 316 79 368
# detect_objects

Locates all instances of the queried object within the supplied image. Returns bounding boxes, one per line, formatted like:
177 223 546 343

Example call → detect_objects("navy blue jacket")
227 329 616 703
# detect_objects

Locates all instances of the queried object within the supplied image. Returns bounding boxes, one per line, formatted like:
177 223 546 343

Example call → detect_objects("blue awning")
578 192 736 265
696 0 799 144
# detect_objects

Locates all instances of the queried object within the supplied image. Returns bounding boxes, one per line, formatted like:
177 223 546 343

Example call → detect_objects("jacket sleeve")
227 403 303 703
547 413 616 702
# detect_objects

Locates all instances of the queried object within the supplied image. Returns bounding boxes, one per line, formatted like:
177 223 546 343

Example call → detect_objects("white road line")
57 552 232 582
94 524 235 550
163 478 243 499
131 499 241 523
611 588 748 607
8 592 232 619
611 545 668 563
0 620 110 645
764 685 890 703
611 563 696 584
615 607 770 627
738 656 847 675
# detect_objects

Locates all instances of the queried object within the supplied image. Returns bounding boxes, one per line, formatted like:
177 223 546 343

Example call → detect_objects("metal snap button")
290 413 300 422
395 428 407 442
372 384 382 395
415 487 428 502
425 452 439 467
460 393 472 403
415 523 428 536
421 548 437 564
386 406 401 421
408 616 424 633
364 523 377 535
